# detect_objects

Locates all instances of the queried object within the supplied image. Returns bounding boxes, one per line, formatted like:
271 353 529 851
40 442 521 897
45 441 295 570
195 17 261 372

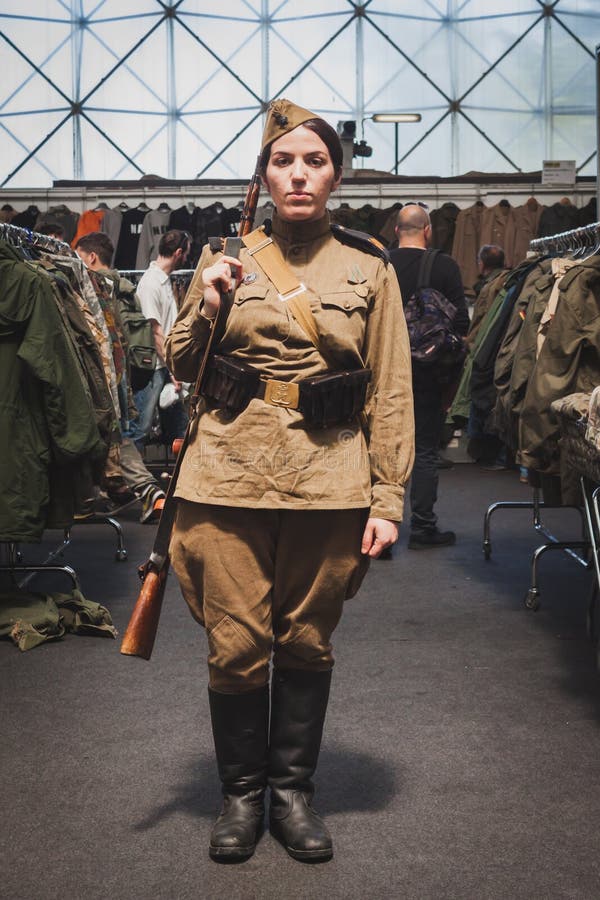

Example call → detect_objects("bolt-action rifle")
120 157 262 659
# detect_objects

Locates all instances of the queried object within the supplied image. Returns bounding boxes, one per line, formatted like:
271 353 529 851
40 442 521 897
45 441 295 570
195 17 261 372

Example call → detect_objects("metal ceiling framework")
0 0 597 188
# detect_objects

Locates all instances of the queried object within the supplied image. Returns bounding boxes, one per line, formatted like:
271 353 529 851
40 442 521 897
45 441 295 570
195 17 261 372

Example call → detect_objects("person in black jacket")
390 203 469 549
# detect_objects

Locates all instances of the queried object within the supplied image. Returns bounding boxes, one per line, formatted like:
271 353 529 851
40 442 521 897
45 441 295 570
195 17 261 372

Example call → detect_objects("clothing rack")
0 222 82 588
529 220 600 255
2 179 595 215
0 220 75 256
0 224 130 592
482 220 599 608
118 268 196 278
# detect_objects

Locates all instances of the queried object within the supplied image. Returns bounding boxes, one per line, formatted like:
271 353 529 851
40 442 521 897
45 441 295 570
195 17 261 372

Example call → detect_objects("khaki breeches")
169 502 370 692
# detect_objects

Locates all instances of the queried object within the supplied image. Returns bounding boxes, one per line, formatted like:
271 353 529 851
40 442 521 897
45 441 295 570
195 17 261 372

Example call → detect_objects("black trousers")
409 388 446 532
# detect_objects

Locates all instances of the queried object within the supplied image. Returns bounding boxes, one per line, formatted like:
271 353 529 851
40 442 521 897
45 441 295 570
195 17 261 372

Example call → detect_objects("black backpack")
403 249 466 383
115 276 157 391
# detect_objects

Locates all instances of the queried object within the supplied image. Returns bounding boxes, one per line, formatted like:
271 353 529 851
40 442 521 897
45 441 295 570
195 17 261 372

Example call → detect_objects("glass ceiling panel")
0 0 596 187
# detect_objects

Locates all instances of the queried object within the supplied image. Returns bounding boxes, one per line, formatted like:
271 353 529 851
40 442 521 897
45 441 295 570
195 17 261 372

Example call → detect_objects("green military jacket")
35 256 116 449
449 284 509 426
0 242 103 541
520 254 600 474
166 212 414 522
491 258 551 449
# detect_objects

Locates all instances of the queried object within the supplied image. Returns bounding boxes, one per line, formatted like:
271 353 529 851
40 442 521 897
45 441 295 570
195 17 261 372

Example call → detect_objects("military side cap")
261 98 317 150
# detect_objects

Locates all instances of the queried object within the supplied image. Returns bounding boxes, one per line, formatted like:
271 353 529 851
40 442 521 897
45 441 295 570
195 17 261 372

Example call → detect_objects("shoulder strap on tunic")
331 223 389 263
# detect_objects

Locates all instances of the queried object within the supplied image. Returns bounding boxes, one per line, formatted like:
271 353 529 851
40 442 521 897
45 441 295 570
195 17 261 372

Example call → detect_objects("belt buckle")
263 378 299 409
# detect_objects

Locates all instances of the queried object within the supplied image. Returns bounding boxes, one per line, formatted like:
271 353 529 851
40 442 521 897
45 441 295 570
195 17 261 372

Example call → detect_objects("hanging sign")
542 160 576 185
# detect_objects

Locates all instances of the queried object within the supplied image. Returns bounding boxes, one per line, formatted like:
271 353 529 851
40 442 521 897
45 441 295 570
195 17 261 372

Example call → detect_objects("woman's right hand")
201 256 244 318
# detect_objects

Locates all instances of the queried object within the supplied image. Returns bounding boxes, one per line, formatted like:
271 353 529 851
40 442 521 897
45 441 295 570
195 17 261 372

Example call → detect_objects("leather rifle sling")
145 237 242 572
242 228 331 364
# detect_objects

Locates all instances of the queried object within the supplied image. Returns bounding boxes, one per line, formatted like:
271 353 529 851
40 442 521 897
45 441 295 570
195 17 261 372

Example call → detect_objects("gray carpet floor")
2 464 600 900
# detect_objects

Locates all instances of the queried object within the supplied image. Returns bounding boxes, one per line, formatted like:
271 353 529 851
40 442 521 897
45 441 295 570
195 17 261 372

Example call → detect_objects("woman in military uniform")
165 99 414 863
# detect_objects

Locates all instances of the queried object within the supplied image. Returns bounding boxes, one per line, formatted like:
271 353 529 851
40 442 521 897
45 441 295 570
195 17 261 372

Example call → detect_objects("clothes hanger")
157 201 171 211
137 201 150 212
579 224 600 261
94 201 109 210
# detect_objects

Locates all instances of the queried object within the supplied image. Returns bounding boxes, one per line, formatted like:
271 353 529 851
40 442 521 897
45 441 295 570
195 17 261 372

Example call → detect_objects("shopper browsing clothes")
390 203 469 549
133 229 191 452
165 98 414 863
75 232 166 523
467 243 508 349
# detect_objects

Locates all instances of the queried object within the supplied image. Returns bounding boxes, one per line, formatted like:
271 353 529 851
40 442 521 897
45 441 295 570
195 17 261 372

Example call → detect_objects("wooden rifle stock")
239 155 261 237
120 561 169 659
120 158 262 660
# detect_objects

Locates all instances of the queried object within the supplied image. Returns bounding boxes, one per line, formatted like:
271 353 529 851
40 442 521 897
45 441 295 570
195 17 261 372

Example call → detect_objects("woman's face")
262 125 342 223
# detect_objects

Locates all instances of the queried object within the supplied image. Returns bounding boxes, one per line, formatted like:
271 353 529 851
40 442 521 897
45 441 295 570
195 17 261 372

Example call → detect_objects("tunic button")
344 301 351 309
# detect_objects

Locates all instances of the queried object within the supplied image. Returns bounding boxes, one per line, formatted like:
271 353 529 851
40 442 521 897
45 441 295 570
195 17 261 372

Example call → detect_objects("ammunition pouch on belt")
201 354 261 415
297 369 371 428
201 355 371 428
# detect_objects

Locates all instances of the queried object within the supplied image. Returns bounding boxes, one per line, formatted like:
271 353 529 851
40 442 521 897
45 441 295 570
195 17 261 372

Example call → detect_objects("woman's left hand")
361 518 399 558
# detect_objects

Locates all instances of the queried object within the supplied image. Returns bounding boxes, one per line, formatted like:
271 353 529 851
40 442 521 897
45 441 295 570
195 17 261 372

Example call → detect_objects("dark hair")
478 244 505 270
259 117 343 178
75 231 114 266
158 229 192 258
38 222 65 239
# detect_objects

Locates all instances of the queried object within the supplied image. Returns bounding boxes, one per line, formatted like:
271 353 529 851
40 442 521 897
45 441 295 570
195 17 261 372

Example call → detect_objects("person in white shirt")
133 229 191 452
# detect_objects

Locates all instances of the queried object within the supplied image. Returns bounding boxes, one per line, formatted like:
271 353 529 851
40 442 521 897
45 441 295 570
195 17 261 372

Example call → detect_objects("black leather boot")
268 668 333 862
208 684 269 862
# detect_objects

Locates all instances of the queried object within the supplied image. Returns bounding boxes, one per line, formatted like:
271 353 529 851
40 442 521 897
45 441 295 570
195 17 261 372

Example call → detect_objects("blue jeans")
130 367 168 450
131 367 187 452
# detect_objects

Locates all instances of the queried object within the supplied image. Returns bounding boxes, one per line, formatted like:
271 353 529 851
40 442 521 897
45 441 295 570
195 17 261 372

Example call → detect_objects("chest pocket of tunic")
320 284 369 315
533 274 553 294
234 283 269 305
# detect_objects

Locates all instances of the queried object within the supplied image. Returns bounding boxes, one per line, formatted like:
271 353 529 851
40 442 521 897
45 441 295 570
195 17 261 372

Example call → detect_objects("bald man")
389 203 469 549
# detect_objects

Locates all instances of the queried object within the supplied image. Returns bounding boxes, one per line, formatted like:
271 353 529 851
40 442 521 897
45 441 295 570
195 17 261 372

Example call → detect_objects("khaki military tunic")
166 212 414 522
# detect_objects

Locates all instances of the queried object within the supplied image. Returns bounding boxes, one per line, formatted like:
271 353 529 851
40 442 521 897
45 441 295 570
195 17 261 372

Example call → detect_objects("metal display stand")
0 512 128 594
580 480 600 667
0 540 80 591
552 393 600 667
68 515 128 562
482 490 590 610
